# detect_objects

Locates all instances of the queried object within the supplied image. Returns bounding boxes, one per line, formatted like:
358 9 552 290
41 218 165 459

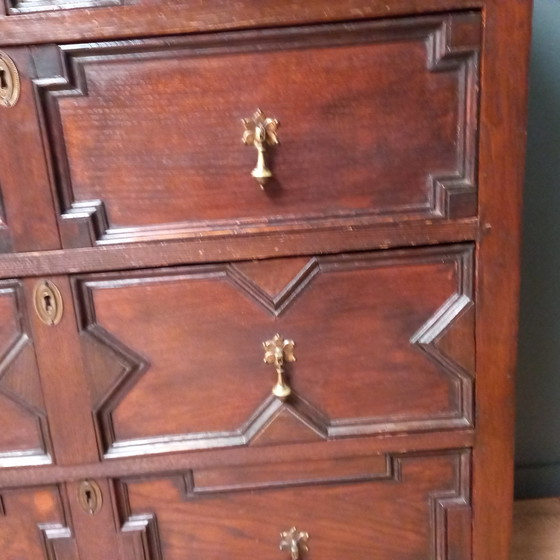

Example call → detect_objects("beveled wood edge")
0 219 480 279
0 0 484 46
0 429 474 488
472 0 533 559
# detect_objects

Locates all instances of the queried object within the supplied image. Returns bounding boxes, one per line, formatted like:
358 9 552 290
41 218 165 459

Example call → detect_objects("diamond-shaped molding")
76 259 327 458
77 247 474 459
0 282 51 467
410 248 474 426
227 257 319 316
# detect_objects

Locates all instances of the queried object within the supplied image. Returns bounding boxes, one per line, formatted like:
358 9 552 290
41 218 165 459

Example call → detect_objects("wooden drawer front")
0 280 52 467
33 12 480 248
75 245 474 459
115 451 471 560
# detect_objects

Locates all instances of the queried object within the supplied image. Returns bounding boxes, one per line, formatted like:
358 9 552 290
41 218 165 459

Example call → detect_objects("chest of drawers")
0 1 531 559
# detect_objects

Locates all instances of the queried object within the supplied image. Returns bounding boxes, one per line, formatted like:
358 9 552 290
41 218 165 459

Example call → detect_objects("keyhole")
43 293 53 313
78 480 102 515
34 281 63 326
0 68 7 90
85 489 94 512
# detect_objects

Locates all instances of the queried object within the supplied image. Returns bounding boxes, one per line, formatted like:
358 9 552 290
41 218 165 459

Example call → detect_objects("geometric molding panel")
33 12 480 248
0 188 12 253
5 0 122 15
0 280 51 467
120 514 162 560
74 245 475 457
410 249 475 426
0 485 77 560
113 450 471 560
427 14 480 219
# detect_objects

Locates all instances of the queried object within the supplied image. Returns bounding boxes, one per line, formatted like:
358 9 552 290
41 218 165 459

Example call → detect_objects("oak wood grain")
0 1 483 45
0 1 531 559
74 246 474 458
32 13 479 247
473 1 533 559
115 451 471 560
0 430 475 489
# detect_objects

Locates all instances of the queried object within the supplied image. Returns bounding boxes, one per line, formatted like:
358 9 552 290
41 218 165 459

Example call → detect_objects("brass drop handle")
263 334 295 399
242 109 279 187
279 527 309 560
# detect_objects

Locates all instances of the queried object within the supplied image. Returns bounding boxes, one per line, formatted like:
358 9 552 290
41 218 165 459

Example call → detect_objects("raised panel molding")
74 245 474 459
0 280 51 467
113 451 471 560
0 191 12 253
428 13 480 219
5 0 122 14
120 514 163 560
0 486 77 560
33 12 480 248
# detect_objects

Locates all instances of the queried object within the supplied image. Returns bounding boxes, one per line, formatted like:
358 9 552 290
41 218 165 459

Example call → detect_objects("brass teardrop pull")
77 480 103 515
279 527 309 560
242 109 280 187
263 334 295 399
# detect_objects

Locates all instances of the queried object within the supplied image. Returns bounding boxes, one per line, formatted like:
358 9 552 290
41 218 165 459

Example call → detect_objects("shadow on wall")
515 0 560 498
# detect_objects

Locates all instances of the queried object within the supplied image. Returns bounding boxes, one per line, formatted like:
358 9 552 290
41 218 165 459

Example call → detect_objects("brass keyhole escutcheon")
33 280 63 326
77 480 103 515
263 334 295 399
242 109 279 187
279 527 309 560
0 52 20 108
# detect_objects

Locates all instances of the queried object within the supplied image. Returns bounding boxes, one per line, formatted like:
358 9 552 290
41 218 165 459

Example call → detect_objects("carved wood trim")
5 0 122 14
427 13 480 219
74 244 475 459
0 485 77 560
0 280 52 467
181 454 394 497
227 258 319 317
113 450 471 560
410 247 475 426
33 12 481 247
429 451 472 560
39 524 74 560
0 189 12 253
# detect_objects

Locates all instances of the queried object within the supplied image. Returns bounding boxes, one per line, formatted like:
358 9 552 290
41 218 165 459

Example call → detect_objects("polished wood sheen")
0 1 531 560
0 280 51 467
114 452 470 560
75 246 474 458
0 485 77 559
34 12 479 247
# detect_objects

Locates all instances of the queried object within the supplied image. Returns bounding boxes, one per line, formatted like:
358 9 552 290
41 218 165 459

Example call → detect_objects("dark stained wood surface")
472 1 533 559
0 485 78 560
23 276 100 466
0 429 475 488
0 280 51 467
114 451 471 560
33 13 479 247
75 246 474 458
0 47 61 253
0 1 482 45
0 218 480 278
0 1 531 559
